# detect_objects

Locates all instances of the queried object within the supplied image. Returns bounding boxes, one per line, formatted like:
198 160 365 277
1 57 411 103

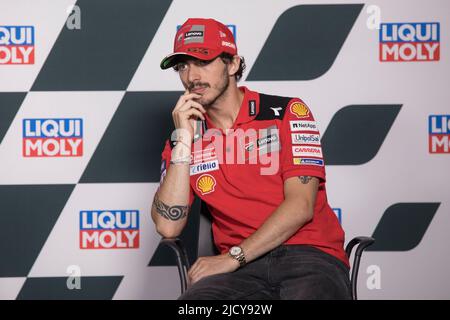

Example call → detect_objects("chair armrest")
345 236 375 300
345 236 375 258
159 237 190 294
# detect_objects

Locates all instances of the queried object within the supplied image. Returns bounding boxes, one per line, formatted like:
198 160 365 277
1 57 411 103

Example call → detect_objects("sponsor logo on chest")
244 125 281 159
190 159 219 176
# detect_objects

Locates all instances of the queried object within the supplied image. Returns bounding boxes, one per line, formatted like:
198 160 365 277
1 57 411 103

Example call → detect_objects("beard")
186 68 230 107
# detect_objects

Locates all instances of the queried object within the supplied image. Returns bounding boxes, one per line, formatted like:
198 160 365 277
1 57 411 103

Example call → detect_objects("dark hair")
172 53 246 81
219 52 246 82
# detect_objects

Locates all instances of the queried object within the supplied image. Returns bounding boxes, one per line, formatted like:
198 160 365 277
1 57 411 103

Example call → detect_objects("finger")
188 269 194 280
190 266 203 283
189 260 204 278
173 93 192 112
174 93 202 111
178 109 204 123
190 275 199 285
188 260 200 278
188 262 198 274
173 108 204 126
192 269 209 284
182 92 202 101
181 108 205 121
189 269 199 284
177 100 207 114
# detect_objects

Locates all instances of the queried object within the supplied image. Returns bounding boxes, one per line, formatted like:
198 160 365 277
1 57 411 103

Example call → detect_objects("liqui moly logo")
0 26 35 64
380 22 440 62
429 115 450 153
79 210 140 249
22 118 83 157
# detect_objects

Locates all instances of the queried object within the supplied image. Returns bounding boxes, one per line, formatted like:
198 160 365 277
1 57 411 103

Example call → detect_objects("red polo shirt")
160 86 348 267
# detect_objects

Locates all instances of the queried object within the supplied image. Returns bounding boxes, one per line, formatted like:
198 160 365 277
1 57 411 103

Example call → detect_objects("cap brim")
160 50 222 70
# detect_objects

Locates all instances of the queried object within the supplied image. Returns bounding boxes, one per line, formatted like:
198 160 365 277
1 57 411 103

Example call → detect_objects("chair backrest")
197 201 218 257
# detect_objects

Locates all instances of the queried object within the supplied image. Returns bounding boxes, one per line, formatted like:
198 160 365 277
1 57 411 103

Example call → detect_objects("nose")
187 63 201 83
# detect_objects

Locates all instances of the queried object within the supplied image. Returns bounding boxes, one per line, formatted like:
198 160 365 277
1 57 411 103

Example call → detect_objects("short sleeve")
279 98 326 183
160 139 195 206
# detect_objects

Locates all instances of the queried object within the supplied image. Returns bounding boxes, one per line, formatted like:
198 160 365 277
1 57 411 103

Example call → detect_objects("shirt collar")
204 86 259 131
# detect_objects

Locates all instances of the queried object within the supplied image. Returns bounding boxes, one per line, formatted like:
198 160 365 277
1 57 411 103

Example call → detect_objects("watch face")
230 246 242 256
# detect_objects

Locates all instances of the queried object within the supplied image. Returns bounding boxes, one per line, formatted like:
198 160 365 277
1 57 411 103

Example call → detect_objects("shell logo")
196 174 216 195
290 102 309 118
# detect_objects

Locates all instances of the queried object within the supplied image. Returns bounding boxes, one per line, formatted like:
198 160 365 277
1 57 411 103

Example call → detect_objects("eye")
174 62 188 72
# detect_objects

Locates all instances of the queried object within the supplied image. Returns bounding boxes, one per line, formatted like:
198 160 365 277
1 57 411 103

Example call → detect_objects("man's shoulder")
255 91 300 121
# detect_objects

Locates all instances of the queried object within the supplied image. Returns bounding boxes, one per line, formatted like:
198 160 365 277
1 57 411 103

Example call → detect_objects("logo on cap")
221 41 236 49
184 25 205 44
161 19 237 70
187 47 210 55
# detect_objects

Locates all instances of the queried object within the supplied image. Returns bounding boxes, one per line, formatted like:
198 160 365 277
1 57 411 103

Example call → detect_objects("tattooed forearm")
152 193 189 221
298 176 312 184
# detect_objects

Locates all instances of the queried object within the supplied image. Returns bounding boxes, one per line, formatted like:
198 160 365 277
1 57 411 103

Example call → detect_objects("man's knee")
177 274 234 300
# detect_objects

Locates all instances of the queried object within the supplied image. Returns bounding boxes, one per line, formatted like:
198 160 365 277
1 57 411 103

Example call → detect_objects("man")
151 18 351 299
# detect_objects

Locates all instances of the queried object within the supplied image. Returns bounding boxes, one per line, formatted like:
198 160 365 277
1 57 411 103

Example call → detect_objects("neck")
206 82 244 131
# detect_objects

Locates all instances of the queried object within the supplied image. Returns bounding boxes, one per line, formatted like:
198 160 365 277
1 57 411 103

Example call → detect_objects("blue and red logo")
380 22 440 62
22 118 83 157
0 26 35 64
80 210 140 249
429 115 450 153
332 208 342 224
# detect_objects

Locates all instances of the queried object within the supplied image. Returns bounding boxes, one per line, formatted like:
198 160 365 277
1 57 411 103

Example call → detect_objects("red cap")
160 18 237 70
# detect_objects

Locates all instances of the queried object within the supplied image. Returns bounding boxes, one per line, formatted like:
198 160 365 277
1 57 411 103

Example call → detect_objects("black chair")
344 236 375 299
160 201 374 300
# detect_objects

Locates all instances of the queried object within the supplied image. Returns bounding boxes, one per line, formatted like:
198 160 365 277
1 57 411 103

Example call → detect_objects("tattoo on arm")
152 193 189 221
298 176 312 184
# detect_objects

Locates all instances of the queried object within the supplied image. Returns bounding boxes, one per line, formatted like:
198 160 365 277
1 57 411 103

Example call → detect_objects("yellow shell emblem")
290 102 309 118
196 174 216 195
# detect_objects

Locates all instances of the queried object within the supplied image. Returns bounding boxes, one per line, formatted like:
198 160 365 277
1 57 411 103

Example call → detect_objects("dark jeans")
178 244 351 300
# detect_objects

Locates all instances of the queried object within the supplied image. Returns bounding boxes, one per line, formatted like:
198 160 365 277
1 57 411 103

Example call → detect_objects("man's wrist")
171 131 192 163
227 254 241 268
174 130 193 145
174 139 191 150
170 156 191 165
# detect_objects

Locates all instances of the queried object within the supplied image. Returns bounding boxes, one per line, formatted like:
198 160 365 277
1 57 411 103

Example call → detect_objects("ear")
227 55 240 76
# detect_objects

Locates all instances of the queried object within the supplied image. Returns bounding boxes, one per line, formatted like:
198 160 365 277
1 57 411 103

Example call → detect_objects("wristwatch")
228 246 246 267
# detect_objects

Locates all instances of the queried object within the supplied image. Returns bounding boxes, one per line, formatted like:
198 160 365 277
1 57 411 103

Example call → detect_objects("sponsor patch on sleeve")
292 146 323 158
291 133 321 145
289 101 310 118
289 120 318 132
293 158 324 166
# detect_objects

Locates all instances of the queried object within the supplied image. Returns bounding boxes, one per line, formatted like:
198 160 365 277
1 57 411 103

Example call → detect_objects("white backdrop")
0 0 449 299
